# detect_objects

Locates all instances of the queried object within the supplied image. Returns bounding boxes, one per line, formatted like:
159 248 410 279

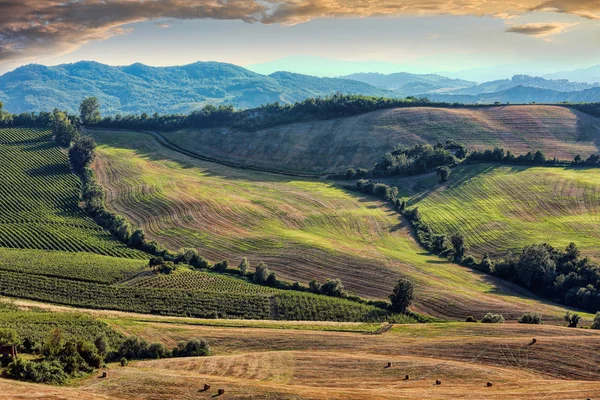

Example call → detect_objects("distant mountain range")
1 61 600 115
0 61 390 114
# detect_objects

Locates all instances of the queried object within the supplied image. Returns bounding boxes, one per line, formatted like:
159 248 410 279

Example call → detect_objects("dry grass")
5 315 600 400
88 128 591 322
163 105 600 174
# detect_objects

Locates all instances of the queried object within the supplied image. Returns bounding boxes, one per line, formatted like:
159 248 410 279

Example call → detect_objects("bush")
253 262 270 284
564 311 582 328
120 357 128 367
172 339 210 357
518 312 542 324
213 260 229 271
591 312 600 330
465 316 477 323
481 313 504 323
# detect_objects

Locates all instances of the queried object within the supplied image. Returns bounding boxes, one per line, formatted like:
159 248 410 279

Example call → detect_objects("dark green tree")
389 278 414 313
436 166 451 182
69 136 96 173
238 257 249 275
450 232 466 262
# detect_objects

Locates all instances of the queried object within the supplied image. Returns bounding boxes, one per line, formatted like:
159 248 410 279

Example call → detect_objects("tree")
79 97 101 125
253 262 270 284
129 229 146 249
389 279 414 313
309 279 322 294
574 154 582 164
517 245 556 292
238 258 249 275
450 232 466 262
320 278 345 297
94 334 109 357
42 328 65 358
436 166 451 182
266 271 278 287
52 110 79 147
69 136 96 173
564 311 582 328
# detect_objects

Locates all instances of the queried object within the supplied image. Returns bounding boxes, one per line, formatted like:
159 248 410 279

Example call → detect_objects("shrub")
238 258 249 275
518 312 542 324
213 260 229 271
591 312 600 330
564 311 582 328
320 278 346 298
120 357 128 367
148 343 170 359
172 339 210 357
389 279 414 313
465 316 477 323
481 313 504 323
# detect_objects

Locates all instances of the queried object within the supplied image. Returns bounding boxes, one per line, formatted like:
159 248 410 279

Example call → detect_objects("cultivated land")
0 128 379 322
393 164 600 261
2 302 600 400
90 128 588 322
162 105 600 174
0 128 142 258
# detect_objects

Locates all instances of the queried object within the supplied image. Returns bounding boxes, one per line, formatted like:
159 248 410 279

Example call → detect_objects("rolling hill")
392 164 600 262
88 127 585 321
160 105 600 175
0 61 391 114
3 302 600 399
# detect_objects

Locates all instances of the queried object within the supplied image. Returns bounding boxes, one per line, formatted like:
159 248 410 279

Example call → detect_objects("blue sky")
0 1 599 79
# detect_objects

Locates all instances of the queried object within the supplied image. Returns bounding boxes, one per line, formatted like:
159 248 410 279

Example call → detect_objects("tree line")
1 325 209 385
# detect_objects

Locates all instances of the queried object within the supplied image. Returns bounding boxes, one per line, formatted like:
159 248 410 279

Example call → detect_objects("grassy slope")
3 307 600 400
90 128 587 321
392 164 600 261
0 127 143 258
163 105 600 174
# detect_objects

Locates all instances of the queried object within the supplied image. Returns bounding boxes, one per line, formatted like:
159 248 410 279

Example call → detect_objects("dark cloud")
0 0 597 63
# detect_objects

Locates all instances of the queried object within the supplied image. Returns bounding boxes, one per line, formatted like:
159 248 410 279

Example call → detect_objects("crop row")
123 271 281 294
0 269 386 322
0 128 143 258
0 247 147 284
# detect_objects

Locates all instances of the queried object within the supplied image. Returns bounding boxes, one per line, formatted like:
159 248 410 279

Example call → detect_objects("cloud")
505 22 576 36
0 0 598 64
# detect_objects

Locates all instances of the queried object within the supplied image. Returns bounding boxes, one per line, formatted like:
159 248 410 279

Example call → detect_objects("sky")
0 1 599 79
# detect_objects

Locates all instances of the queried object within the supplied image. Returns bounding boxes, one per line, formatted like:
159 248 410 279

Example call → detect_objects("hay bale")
435 380 442 385
387 362 392 368
531 338 537 344
101 372 108 378
218 388 225 395
203 384 211 391
486 382 493 387
405 374 410 380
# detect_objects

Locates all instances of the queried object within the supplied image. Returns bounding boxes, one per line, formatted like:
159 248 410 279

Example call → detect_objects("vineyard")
396 164 600 260
89 128 583 322
0 300 124 350
0 269 387 321
0 247 148 284
0 128 143 258
124 270 281 294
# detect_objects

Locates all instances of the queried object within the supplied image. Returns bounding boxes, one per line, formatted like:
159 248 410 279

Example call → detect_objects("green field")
88 128 585 321
0 127 143 258
394 164 600 260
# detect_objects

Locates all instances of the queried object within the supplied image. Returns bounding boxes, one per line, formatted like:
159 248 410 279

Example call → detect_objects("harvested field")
162 105 600 174
90 128 587 321
393 164 600 261
3 304 600 400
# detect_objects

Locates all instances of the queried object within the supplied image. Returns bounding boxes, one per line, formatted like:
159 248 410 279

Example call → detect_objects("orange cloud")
505 22 576 36
0 0 597 63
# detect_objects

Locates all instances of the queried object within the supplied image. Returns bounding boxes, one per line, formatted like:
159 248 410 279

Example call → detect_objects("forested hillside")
0 62 391 114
